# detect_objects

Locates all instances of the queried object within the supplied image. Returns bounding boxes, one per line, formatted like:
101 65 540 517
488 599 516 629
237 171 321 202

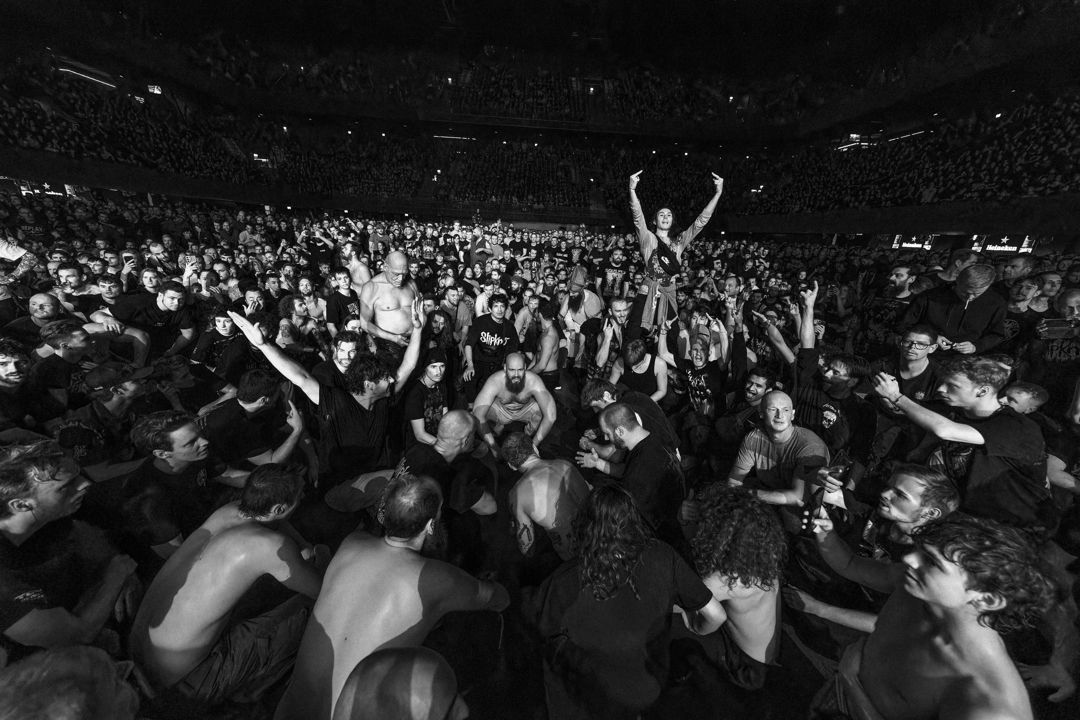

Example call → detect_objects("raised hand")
227 310 267 347
629 170 643 192
711 172 724 195
800 280 819 307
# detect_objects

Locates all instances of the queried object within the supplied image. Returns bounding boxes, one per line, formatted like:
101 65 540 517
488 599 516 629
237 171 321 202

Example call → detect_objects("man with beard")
472 353 557 458
464 293 518 395
311 331 361 390
296 275 327 323
339 241 371 295
600 247 630 299
403 349 450 447
526 303 565 392
0 338 42 431
559 267 603 370
359 251 419 365
592 296 634 380
275 472 509 720
715 368 777 460
856 264 917 358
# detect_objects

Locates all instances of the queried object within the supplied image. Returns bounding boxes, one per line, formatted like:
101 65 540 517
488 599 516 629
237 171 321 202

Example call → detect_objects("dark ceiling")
99 0 988 77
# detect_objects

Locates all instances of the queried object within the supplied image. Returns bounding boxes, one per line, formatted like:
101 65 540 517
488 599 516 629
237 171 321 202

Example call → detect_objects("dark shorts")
176 594 311 703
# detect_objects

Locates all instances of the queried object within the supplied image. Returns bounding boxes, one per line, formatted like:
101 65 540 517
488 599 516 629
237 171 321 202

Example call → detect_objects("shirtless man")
274 473 510 720
502 431 590 560
340 242 371 294
472 352 557 457
359 251 418 363
526 303 564 392
332 647 468 720
129 464 326 703
813 514 1055 720
675 486 788 691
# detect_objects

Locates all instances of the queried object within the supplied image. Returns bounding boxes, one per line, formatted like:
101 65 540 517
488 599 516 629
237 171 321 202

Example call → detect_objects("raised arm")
871 373 985 445
677 173 725 250
628 170 649 237
799 281 819 350
812 514 903 594
395 299 426 387
228 311 321 405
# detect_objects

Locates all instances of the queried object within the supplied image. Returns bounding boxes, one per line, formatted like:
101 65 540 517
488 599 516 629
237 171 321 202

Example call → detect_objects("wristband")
887 393 903 405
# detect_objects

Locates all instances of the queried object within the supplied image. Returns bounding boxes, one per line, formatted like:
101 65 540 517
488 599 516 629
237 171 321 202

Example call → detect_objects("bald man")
360 251 418 364
472 353 557 457
332 647 468 720
325 410 496 516
275 473 509 720
503 431 590 560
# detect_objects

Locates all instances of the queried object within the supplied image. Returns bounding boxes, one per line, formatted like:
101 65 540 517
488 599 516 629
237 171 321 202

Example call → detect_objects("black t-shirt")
402 380 448 444
394 444 485 514
793 349 877 462
934 407 1053 531
110 294 195 353
197 399 284 464
467 314 518 363
326 290 360 328
0 384 42 431
621 391 679 452
0 518 88 632
623 433 685 547
600 260 629 297
311 360 348 390
681 361 727 420
537 542 712 716
315 385 389 480
29 355 91 412
71 294 111 320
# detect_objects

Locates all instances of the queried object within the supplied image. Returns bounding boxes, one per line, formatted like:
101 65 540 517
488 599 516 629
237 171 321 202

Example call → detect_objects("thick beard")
505 375 525 394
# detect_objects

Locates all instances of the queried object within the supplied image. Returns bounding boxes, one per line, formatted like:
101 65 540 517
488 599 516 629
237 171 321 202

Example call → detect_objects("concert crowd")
0 171 1077 720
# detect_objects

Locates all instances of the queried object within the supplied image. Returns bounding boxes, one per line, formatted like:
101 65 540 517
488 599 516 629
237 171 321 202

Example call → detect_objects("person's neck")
622 428 650 452
1008 299 1031 313
518 455 542 471
960 396 1002 419
352 390 378 410
237 398 264 415
898 355 929 376
421 374 438 388
768 426 795 444
0 513 46 546
384 534 424 552
100 395 133 417
152 456 193 475
893 286 912 300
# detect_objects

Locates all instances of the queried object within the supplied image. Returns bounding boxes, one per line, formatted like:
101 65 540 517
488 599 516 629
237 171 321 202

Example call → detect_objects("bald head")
504 353 526 370
333 647 461 720
436 409 475 445
28 293 61 320
386 251 409 287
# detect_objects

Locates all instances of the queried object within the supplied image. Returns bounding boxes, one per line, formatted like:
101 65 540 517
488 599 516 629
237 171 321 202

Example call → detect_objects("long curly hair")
574 485 655 601
691 486 787 592
913 515 1058 634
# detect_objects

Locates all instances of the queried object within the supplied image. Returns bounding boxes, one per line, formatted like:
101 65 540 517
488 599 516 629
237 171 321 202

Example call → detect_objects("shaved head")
436 409 475 445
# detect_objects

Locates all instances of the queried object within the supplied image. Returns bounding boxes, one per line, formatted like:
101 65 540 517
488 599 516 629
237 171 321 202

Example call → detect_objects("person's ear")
152 448 171 460
970 592 1007 615
920 506 942 522
269 502 288 518
9 498 32 514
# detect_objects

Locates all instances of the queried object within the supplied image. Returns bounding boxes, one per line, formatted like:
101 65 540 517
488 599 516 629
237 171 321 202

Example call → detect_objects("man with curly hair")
678 487 788 690
821 515 1057 720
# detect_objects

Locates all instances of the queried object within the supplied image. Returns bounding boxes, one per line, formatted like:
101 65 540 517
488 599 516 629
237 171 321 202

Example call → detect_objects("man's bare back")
702 573 780 665
130 503 320 688
510 458 590 560
860 589 1031 720
274 532 503 720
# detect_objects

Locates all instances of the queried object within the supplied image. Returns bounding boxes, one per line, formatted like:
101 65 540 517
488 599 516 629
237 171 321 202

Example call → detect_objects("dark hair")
581 378 621 406
54 262 82 276
826 353 871 380
1004 382 1049 408
239 464 303 517
277 294 303 318
905 324 940 344
38 320 85 350
131 410 194 455
489 293 509 309
622 338 647 367
0 442 72 519
913 515 1057 633
691 486 786 591
746 366 777 387
501 431 536 469
236 369 281 403
0 645 130 720
158 280 186 296
344 354 395 395
0 337 28 361
575 485 654 601
944 356 1010 392
890 463 959 516
332 330 363 348
379 472 442 540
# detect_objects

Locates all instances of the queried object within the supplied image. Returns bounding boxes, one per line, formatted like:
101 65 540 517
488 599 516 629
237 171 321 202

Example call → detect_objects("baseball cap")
85 362 153 391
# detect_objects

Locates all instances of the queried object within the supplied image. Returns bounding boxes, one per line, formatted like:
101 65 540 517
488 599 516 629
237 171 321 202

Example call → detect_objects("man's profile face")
598 416 623 449
888 268 912 289
936 374 981 408
165 423 210 462
878 473 931 525
901 544 976 609
1002 258 1028 280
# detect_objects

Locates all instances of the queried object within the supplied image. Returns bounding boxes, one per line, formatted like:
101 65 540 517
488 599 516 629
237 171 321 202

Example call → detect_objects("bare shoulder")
941 673 1032 720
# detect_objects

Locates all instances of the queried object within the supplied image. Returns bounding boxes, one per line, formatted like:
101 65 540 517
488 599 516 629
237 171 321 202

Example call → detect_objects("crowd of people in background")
0 171 1077 719
3 55 1080 218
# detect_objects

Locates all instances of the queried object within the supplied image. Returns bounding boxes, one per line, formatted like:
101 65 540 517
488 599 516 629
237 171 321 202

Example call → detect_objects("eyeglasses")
898 340 934 350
